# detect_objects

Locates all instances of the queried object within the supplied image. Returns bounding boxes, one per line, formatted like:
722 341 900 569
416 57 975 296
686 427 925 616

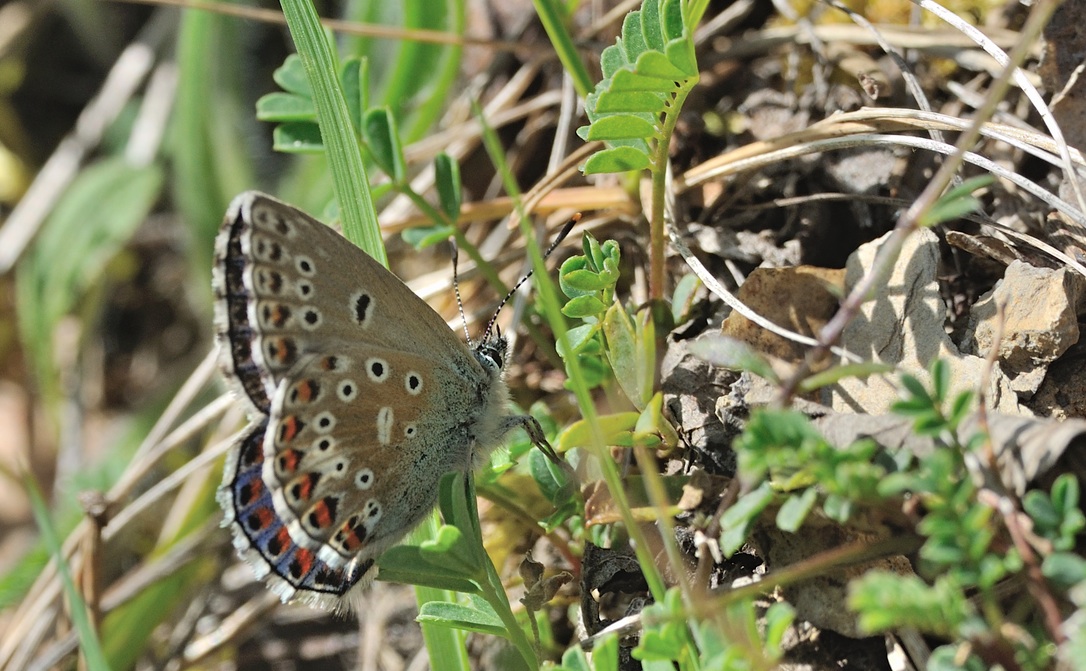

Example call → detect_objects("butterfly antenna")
481 213 581 343
451 238 472 346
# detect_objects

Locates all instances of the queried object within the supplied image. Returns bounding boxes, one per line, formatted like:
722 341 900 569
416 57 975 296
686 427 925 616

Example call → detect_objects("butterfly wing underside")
212 192 475 412
263 345 484 569
213 192 488 608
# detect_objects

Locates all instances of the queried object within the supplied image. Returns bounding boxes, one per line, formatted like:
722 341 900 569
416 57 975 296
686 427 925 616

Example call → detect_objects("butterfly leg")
500 414 560 464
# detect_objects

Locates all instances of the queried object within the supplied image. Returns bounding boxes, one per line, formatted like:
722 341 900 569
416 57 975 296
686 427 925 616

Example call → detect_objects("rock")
1032 343 1086 419
828 229 1025 415
720 265 845 364
661 337 738 476
754 517 913 639
964 260 1084 396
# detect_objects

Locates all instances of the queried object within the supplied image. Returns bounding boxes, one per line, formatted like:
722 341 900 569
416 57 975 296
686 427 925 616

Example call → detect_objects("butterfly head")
472 334 509 376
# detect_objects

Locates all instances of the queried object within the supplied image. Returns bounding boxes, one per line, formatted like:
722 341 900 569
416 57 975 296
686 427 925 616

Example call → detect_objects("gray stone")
827 229 1025 416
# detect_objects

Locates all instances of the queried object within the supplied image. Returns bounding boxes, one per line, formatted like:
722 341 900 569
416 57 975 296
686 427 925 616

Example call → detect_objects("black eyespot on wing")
354 293 371 325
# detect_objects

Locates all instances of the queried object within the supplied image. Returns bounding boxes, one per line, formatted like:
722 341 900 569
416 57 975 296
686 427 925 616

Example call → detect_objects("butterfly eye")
473 339 507 372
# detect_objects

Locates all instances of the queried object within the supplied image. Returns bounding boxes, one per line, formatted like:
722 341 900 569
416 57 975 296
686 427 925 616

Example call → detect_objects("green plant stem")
685 0 711 28
632 444 703 661
479 569 538 667
649 150 666 302
475 102 669 601
709 534 923 615
25 475 110 671
476 482 579 571
411 515 472 671
397 187 508 295
648 76 696 301
464 474 539 668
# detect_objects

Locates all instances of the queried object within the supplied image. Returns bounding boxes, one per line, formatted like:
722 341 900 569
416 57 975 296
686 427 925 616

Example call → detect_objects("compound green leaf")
640 0 665 51
661 0 684 40
256 92 315 122
665 39 697 75
601 43 629 77
636 50 691 79
272 53 311 96
416 601 506 637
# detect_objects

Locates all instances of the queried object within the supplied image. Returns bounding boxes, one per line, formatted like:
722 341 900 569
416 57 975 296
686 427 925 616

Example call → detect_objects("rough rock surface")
827 229 1025 416
963 260 1084 396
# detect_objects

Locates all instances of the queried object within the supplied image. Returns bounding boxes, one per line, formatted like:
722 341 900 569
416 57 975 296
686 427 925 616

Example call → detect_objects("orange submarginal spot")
245 506 275 533
238 476 264 506
267 526 292 557
290 547 315 580
276 448 304 476
292 379 320 404
308 496 339 530
277 415 306 443
268 303 291 327
339 519 367 552
291 472 321 503
267 336 297 365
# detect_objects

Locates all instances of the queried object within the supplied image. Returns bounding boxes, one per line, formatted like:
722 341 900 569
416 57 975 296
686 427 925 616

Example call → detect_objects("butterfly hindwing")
218 420 376 608
263 346 486 570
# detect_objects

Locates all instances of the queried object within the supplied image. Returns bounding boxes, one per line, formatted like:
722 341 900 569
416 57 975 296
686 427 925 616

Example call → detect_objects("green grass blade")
24 476 110 671
531 0 594 97
172 8 255 274
278 0 385 263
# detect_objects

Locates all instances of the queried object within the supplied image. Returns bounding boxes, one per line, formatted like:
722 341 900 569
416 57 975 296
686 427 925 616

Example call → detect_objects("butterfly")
212 191 554 609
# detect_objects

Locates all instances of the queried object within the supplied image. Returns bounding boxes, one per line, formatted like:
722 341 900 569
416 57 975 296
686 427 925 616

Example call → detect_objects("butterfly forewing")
214 193 478 406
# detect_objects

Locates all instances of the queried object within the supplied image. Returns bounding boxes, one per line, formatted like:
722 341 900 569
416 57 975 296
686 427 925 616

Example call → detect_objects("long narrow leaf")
25 477 109 671
278 0 385 263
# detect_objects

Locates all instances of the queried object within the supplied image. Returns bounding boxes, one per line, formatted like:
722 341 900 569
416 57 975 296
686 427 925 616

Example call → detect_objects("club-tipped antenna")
480 213 580 343
451 238 473 346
